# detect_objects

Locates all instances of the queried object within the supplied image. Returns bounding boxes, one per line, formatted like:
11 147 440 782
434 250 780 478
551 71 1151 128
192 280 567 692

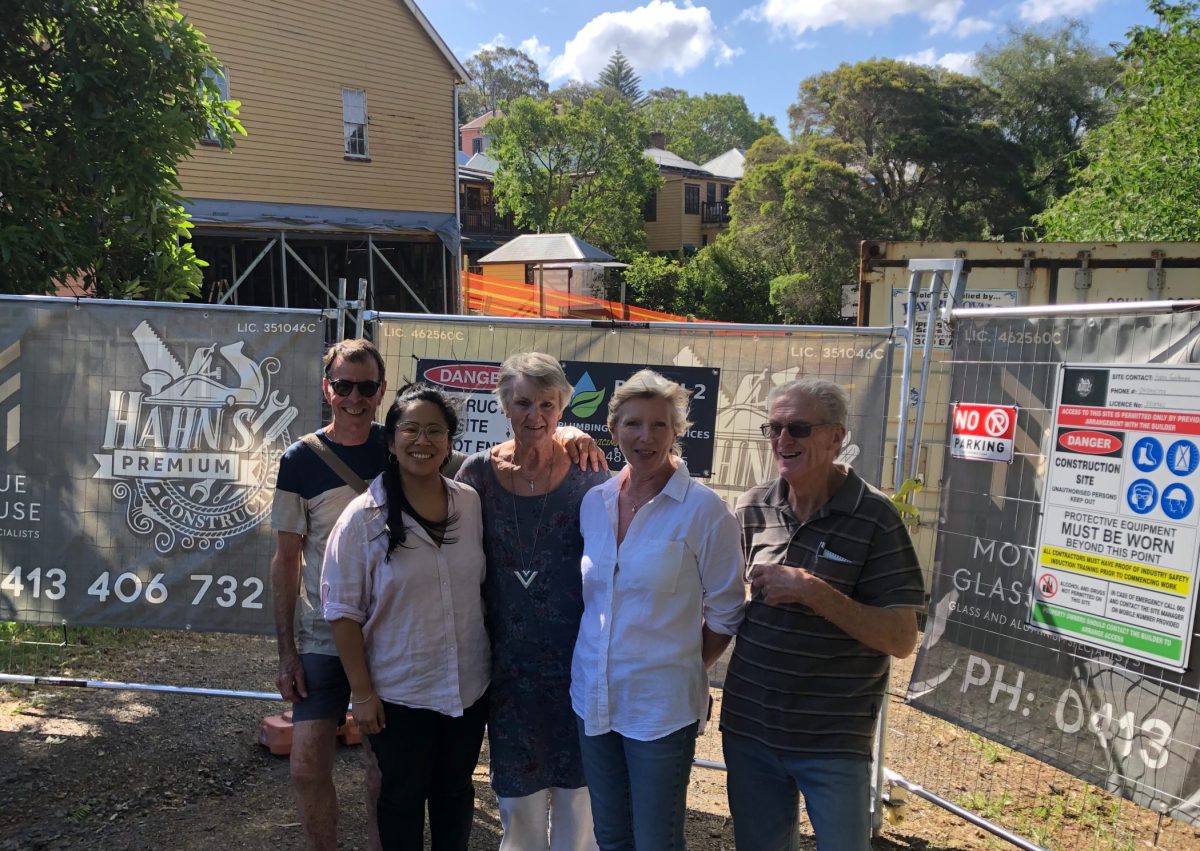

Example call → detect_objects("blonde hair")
607 369 692 456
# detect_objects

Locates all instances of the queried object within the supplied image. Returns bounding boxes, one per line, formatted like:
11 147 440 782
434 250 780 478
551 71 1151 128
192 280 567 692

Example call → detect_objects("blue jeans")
722 731 871 851
577 717 698 850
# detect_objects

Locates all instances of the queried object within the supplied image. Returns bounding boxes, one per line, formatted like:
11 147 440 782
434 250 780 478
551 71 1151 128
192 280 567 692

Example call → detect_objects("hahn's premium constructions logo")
94 321 299 553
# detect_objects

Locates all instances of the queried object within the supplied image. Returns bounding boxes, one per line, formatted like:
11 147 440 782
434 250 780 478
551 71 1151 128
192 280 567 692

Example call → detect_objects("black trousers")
367 693 489 851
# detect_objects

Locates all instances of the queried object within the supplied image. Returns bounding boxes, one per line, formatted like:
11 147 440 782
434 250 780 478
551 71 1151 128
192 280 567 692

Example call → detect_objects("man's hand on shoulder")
555 425 608 472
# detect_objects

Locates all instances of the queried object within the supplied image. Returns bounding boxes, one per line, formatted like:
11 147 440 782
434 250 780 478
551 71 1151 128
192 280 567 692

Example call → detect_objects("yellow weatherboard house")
177 0 468 313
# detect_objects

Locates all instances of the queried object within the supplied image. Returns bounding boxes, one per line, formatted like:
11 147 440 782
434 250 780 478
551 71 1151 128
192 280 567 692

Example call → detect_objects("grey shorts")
291 653 351 722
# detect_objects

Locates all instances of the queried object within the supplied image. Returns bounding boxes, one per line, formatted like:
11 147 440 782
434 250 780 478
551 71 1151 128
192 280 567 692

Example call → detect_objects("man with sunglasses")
720 377 924 851
271 339 604 850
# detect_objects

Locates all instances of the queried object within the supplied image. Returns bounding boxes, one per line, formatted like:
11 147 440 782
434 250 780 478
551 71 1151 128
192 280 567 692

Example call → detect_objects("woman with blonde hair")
572 369 745 850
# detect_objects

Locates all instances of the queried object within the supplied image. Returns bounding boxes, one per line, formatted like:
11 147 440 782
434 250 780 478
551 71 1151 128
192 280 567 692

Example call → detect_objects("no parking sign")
949 402 1017 463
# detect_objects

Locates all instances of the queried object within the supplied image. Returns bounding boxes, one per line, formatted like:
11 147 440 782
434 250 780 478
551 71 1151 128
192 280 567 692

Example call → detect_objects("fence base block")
257 711 361 755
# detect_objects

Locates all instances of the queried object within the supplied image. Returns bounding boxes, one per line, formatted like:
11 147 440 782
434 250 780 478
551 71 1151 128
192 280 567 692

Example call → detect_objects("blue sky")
420 0 1157 132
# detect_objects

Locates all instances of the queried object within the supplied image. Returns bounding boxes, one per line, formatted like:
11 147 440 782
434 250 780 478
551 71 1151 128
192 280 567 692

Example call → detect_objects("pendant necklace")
623 479 659 515
510 467 550 590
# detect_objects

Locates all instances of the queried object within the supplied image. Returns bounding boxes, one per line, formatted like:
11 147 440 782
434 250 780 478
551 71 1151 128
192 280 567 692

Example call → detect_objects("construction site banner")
374 314 894 507
0 297 324 633
907 308 1200 824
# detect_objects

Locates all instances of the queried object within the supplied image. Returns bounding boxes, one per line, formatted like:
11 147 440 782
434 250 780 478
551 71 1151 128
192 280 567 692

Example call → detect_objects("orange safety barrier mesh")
461 272 695 323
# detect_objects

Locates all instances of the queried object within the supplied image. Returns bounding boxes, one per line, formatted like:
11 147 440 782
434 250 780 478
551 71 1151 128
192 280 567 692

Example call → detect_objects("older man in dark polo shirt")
720 376 924 851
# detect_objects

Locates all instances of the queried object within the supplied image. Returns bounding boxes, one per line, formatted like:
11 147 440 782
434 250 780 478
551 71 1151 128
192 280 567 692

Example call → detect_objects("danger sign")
950 403 1017 463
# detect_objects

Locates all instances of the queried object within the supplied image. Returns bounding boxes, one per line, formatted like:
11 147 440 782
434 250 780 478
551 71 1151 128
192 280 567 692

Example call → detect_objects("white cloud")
520 36 553 69
937 51 977 73
899 49 978 74
750 0 964 37
470 33 553 72
1019 0 1104 23
476 32 509 52
955 16 994 37
545 1 735 82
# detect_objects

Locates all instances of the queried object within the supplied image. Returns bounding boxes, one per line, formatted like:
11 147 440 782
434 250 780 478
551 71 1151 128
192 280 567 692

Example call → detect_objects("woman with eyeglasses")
455 352 610 851
321 383 490 851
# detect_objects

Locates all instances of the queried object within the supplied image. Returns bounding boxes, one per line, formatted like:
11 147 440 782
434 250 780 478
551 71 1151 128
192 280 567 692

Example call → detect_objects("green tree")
596 49 643 103
548 79 601 107
1 0 242 298
459 46 548 121
1038 1 1200 240
642 90 778 163
791 59 1030 239
489 95 661 255
621 252 685 314
681 234 778 324
976 22 1119 208
729 138 880 324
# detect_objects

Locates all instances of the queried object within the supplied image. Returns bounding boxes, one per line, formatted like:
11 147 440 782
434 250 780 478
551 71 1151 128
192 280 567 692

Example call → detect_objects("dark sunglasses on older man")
328 378 382 397
760 420 830 439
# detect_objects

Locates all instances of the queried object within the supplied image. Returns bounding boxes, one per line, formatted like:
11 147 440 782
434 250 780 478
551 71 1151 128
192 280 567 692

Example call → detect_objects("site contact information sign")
1033 365 1200 670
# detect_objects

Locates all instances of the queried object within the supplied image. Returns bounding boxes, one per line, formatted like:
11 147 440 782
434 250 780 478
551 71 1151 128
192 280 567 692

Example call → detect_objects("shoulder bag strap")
301 432 369 495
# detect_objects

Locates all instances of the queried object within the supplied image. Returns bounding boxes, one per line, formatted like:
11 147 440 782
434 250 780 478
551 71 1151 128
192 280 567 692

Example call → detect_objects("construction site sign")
1032 364 1200 671
950 403 1017 463
416 357 719 475
0 298 323 632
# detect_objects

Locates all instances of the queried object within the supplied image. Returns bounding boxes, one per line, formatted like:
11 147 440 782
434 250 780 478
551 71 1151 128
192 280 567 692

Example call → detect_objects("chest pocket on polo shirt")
811 539 868 593
617 540 686 593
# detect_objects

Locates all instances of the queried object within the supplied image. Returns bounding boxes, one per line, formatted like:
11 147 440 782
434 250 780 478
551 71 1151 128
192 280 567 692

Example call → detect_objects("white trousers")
497 786 599 851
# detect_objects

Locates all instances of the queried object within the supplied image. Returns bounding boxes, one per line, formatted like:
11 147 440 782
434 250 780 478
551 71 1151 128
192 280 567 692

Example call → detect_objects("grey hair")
768 377 849 427
495 351 573 413
607 369 692 456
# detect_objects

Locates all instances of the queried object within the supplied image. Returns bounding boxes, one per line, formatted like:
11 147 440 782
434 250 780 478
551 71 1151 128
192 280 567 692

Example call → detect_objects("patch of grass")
956 789 1014 819
966 732 1009 764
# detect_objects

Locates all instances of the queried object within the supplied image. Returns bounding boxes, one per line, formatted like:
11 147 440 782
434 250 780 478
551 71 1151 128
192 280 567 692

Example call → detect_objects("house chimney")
649 131 666 149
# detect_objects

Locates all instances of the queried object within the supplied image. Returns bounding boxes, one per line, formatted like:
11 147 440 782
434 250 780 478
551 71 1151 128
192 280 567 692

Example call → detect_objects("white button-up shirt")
571 461 746 740
321 476 490 716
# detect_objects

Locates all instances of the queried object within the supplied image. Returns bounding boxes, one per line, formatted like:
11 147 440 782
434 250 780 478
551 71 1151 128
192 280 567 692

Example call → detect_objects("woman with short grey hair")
456 351 608 851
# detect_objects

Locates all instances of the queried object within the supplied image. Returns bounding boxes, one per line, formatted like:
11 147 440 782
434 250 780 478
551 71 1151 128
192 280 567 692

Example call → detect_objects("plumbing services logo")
94 321 299 553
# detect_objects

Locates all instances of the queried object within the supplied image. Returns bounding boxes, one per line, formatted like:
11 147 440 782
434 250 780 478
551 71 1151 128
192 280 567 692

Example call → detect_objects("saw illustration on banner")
93 321 300 554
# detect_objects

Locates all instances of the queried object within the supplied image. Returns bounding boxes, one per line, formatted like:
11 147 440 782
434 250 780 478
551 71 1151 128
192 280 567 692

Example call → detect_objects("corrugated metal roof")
702 148 745 179
643 147 711 174
461 109 501 130
477 233 615 264
464 152 498 174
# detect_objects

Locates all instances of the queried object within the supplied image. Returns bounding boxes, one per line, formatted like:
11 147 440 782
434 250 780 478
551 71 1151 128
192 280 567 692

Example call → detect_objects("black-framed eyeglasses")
328 378 382 397
395 421 449 442
760 420 829 439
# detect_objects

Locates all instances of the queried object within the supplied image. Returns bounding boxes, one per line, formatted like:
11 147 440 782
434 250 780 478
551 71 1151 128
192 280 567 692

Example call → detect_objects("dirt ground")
2 630 1198 850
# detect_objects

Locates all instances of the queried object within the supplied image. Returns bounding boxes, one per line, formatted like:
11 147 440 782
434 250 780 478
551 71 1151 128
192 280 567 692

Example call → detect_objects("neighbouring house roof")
642 147 718 179
464 152 499 174
461 109 502 130
701 148 745 179
477 233 615 264
398 0 470 82
456 151 470 166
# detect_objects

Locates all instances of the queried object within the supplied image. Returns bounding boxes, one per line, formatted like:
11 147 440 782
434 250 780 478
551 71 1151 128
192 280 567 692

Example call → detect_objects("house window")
342 87 369 159
200 66 229 146
643 192 657 223
721 183 732 200
471 137 483 154
684 184 700 215
706 182 716 204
